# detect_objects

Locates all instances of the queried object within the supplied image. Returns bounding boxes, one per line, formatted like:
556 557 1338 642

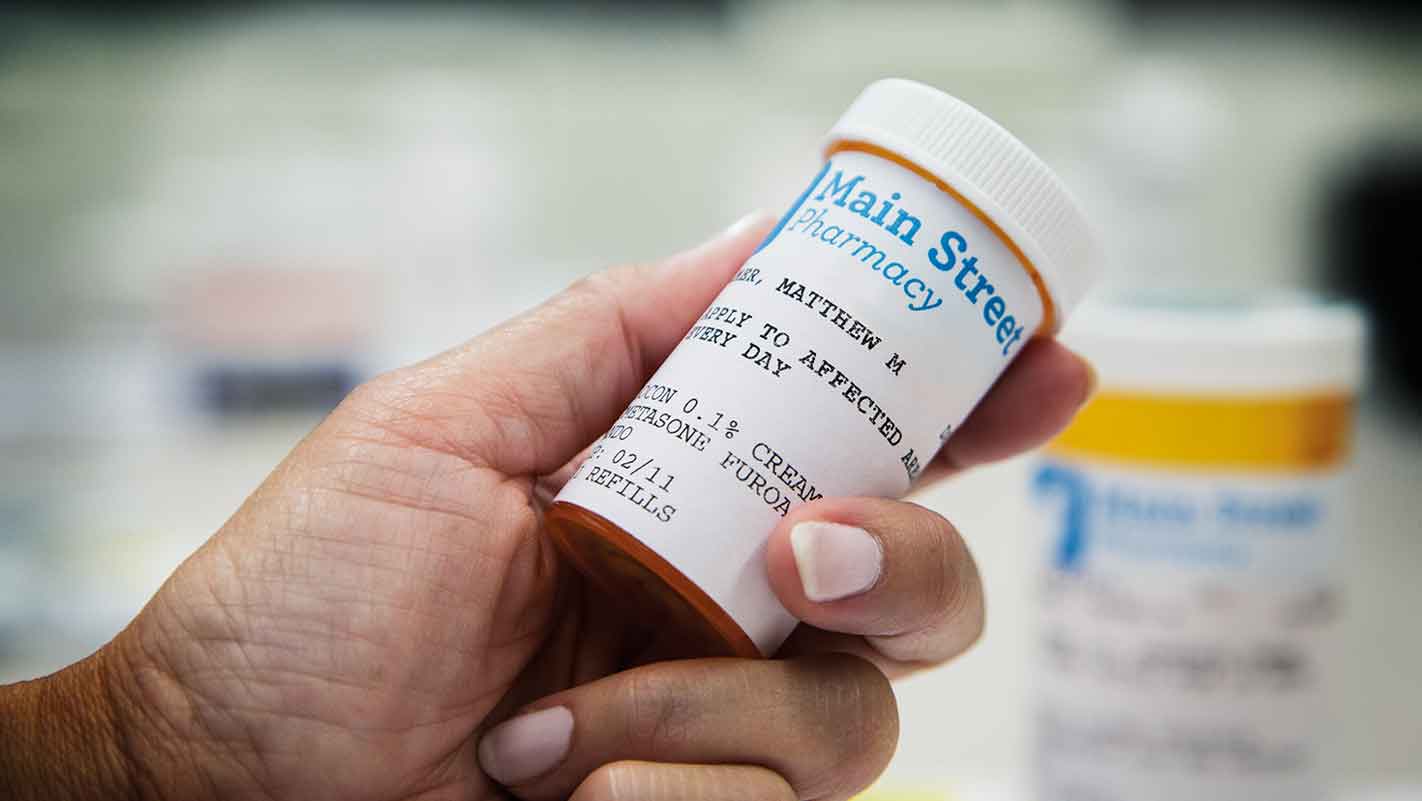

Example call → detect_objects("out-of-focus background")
1 1 1418 798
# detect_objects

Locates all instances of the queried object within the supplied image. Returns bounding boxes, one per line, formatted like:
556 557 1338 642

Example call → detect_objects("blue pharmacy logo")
756 161 832 255
1032 462 1091 572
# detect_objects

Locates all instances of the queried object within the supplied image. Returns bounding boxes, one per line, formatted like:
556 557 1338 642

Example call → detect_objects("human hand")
0 213 1093 801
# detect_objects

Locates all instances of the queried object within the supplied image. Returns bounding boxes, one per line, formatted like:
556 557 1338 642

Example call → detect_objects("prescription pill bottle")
1028 297 1366 801
547 79 1099 657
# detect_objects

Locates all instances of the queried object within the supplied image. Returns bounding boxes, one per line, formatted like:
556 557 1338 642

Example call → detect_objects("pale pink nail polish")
477 706 573 785
720 209 776 239
790 522 884 602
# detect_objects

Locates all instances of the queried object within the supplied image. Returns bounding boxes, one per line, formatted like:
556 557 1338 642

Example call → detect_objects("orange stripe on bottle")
825 139 1058 335
1047 392 1354 471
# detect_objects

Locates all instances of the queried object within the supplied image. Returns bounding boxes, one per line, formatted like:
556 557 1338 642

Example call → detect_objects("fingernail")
667 211 777 273
790 521 883 603
478 706 574 785
719 209 776 240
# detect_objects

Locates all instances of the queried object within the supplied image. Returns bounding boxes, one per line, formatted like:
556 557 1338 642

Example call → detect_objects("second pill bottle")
1029 297 1366 801
547 78 1099 657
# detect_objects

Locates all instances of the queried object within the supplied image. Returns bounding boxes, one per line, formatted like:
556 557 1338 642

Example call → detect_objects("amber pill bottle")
546 78 1099 658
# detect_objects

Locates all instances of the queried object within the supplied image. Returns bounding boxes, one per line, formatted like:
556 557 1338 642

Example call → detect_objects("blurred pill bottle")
1029 296 1366 801
546 78 1099 658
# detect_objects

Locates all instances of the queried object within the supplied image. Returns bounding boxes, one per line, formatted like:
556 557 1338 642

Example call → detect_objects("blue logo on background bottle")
1033 462 1090 572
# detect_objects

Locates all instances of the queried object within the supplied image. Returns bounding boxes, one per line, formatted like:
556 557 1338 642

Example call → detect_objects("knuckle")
326 370 414 442
725 767 795 801
621 665 696 751
330 363 460 446
875 510 985 662
924 513 977 625
807 655 899 798
871 504 977 636
558 265 654 375
959 574 987 647
573 763 633 801
766 772 799 801
562 270 616 307
537 270 625 343
561 263 648 310
729 768 798 801
874 509 985 661
337 366 413 417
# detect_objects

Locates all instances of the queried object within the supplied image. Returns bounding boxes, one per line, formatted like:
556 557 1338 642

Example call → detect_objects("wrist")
0 650 141 801
0 632 228 801
99 629 229 801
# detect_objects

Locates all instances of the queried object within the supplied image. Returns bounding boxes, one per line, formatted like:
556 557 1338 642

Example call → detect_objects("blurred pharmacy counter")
1 398 1418 789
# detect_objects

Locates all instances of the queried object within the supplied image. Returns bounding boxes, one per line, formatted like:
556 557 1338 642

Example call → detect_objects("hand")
0 213 1093 801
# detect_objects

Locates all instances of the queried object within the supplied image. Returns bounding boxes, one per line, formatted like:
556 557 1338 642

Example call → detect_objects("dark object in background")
1124 0 1422 25
166 268 376 419
1324 141 1422 412
197 364 359 416
1 0 731 15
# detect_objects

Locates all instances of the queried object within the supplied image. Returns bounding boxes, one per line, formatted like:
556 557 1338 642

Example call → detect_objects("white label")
555 150 1043 654
1029 456 1347 801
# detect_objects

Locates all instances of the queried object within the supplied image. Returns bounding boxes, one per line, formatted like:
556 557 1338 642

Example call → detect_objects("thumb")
341 212 777 477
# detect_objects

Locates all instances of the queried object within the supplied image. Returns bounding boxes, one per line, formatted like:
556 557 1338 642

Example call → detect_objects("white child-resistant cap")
826 78 1099 328
1062 294 1368 395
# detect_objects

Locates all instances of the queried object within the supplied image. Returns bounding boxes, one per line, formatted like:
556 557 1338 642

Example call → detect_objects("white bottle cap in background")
1062 294 1368 395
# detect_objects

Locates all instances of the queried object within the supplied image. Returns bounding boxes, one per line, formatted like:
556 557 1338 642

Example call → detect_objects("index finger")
344 212 777 477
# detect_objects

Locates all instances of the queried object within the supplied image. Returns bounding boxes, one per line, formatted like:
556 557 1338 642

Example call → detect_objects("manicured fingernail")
720 210 776 240
790 521 883 602
478 706 574 785
667 212 777 272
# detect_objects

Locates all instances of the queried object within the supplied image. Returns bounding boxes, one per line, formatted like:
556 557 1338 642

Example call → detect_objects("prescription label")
555 149 1045 653
1029 455 1347 801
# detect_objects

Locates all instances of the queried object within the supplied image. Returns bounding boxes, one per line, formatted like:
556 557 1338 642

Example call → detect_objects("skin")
0 213 1093 801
